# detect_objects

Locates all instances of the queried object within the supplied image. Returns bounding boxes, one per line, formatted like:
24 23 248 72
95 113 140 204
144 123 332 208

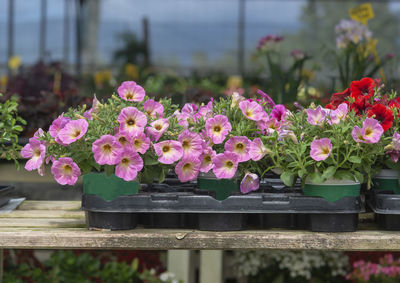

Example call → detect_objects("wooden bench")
1 201 400 282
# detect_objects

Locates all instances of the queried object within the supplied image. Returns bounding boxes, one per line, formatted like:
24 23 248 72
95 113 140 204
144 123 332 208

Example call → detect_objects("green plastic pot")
303 179 361 202
373 169 400 194
83 172 140 201
197 172 239 201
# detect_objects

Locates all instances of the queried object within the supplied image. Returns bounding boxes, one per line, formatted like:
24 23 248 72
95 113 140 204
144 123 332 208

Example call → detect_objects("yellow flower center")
127 119 135 126
213 125 221 133
63 164 73 175
155 124 162 131
121 158 129 165
134 139 141 146
119 137 127 145
322 146 330 155
102 144 112 153
182 140 189 148
225 161 234 168
162 145 170 153
365 127 372 137
126 92 134 100
34 148 41 157
205 155 211 163
245 110 253 117
236 143 244 150
183 163 192 171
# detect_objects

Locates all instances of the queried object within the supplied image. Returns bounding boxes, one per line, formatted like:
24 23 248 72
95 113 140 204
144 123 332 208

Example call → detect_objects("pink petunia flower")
257 118 281 134
310 138 332 161
212 152 239 179
21 139 46 171
146 118 169 142
117 107 147 135
49 115 71 139
153 140 183 164
177 113 191 129
330 103 348 124
270 104 287 122
51 157 81 185
132 132 151 154
92 135 123 165
199 147 216 173
239 100 267 121
306 106 326 125
57 119 89 145
205 115 232 144
178 130 204 158
240 172 260 194
175 155 201 182
115 131 133 149
224 136 251 162
115 149 143 181
117 81 145 102
182 103 197 115
143 99 164 118
257 89 275 108
352 118 383 144
249 138 268 161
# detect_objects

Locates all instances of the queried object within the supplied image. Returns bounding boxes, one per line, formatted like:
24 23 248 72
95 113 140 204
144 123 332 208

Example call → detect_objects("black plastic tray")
368 190 400 230
82 184 362 232
0 185 13 208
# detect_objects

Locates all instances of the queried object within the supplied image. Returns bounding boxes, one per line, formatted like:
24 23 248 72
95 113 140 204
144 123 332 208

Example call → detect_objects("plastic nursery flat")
82 182 362 232
0 185 13 208
368 190 400 230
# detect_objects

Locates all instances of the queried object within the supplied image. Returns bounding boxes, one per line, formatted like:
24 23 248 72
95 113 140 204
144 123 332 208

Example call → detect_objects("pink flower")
143 99 164 118
330 103 348 124
249 138 267 161
271 104 286 121
239 100 267 121
154 140 183 164
310 138 332 161
224 136 251 162
182 103 197 115
51 157 81 185
205 115 232 144
175 155 201 182
21 139 46 171
117 81 145 102
306 106 326 125
352 118 383 144
231 92 245 107
199 147 216 173
178 130 204 158
49 115 71 138
257 89 275 108
92 135 123 165
132 132 150 154
177 113 191 128
146 118 169 142
117 107 147 135
115 131 133 149
115 149 143 181
196 100 213 119
57 119 89 145
240 173 260 194
257 118 281 134
212 152 239 179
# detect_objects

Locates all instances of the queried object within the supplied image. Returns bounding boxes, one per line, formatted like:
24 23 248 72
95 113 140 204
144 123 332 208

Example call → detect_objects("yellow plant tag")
349 3 374 25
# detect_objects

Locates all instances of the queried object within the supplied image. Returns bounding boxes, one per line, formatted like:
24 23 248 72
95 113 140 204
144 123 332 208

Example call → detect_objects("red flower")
350 77 375 100
368 103 394 131
350 95 371 116
389 97 400 109
327 88 351 110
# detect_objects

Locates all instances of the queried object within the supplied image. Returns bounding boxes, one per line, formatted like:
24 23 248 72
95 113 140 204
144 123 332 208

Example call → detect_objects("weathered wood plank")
0 228 400 251
0 218 85 228
0 210 84 219
17 201 81 211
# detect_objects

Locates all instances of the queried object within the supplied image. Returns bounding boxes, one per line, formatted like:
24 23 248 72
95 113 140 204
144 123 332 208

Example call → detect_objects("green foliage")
4 250 181 283
0 94 26 168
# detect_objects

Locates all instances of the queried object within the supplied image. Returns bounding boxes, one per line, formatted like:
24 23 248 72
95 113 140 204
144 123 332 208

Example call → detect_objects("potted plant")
0 94 25 206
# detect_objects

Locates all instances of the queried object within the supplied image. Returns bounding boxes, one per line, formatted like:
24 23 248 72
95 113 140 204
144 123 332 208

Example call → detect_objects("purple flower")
132 132 150 154
92 135 123 165
117 81 145 102
270 104 287 122
205 115 232 144
175 155 201 182
330 103 348 124
153 140 183 164
51 157 81 185
115 149 143 181
290 49 305 60
352 118 383 144
57 119 89 145
212 152 239 179
224 136 251 162
117 107 147 136
49 115 71 138
179 130 204 158
239 100 267 121
143 99 164 118
240 173 260 194
115 131 133 149
146 118 169 142
306 106 326 125
257 89 275 108
310 138 332 161
21 139 46 171
249 138 267 161
199 147 216 173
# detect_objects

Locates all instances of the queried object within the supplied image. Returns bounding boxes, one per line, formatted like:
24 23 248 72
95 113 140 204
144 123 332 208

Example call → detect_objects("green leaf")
144 153 158 166
322 166 336 180
309 171 324 184
353 171 364 183
349 156 362 164
334 170 355 181
104 165 114 176
281 171 295 187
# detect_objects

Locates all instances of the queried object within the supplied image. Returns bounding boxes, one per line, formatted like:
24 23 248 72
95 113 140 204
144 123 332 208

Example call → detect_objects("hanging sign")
349 3 374 25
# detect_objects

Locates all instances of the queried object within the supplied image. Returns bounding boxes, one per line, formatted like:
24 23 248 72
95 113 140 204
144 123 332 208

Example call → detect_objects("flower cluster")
335 19 372 49
346 254 400 283
257 35 284 52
